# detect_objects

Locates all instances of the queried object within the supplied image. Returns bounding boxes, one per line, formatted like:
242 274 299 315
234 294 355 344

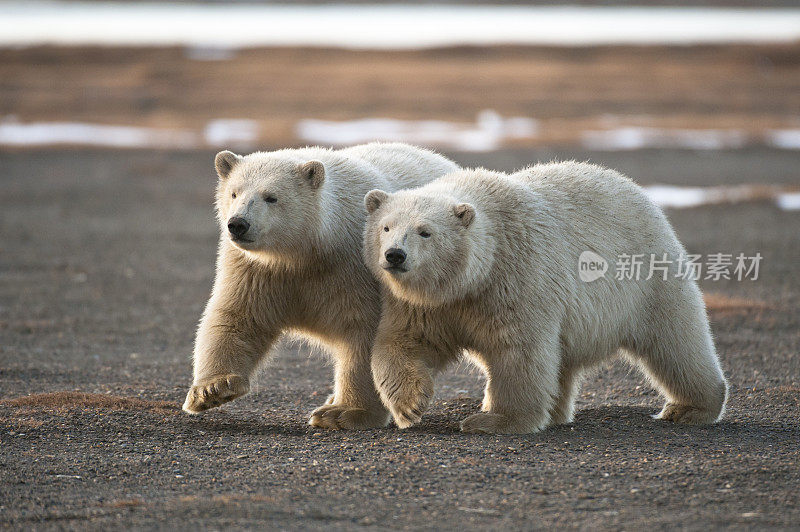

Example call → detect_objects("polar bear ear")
214 150 241 180
298 161 325 189
453 203 476 228
365 189 389 214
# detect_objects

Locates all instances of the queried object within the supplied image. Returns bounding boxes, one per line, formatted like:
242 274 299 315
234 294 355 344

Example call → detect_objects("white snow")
1 3 800 49
776 193 800 211
644 186 712 209
296 110 538 152
0 118 258 148
204 119 259 149
0 119 197 148
766 129 800 150
645 185 800 211
582 127 748 151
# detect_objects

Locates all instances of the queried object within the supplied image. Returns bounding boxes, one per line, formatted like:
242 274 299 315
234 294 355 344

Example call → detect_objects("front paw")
379 377 433 429
460 412 544 434
182 374 249 414
308 404 389 430
656 403 718 424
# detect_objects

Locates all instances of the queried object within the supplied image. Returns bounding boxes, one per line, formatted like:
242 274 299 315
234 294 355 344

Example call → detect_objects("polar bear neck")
451 209 496 300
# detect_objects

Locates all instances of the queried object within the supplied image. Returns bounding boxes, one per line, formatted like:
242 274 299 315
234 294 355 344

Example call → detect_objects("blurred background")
2 0 800 156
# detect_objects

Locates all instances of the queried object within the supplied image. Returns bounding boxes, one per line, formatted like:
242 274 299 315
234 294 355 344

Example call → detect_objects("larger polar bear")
364 162 728 434
182 142 458 429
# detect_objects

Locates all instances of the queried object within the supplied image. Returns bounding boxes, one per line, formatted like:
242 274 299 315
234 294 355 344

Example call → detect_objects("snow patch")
776 193 800 211
2 4 800 49
644 186 711 209
582 127 748 151
0 118 259 149
204 119 259 149
296 110 538 152
766 129 800 150
0 119 197 148
645 184 800 211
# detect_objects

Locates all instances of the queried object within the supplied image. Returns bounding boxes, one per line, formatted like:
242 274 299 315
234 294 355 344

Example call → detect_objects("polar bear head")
364 187 494 306
214 150 325 261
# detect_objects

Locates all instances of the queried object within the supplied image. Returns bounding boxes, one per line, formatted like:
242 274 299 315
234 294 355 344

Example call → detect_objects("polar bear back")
511 161 686 267
339 142 457 191
431 161 685 271
429 161 695 363
408 162 690 330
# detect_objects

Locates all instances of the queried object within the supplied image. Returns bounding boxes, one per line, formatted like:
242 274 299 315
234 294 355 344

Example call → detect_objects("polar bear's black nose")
385 248 406 265
227 217 250 238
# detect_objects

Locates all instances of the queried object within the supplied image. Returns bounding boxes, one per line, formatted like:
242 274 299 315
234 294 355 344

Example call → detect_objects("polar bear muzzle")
384 247 407 273
227 216 251 241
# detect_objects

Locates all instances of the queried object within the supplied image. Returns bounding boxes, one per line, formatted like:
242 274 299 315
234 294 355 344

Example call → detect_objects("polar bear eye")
231 192 236 199
264 195 277 204
419 231 431 238
383 226 389 232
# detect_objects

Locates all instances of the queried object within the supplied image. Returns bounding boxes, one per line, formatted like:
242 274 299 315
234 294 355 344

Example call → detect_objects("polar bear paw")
379 377 433 429
656 403 718 424
460 412 545 434
388 396 427 429
182 374 249 414
308 404 389 430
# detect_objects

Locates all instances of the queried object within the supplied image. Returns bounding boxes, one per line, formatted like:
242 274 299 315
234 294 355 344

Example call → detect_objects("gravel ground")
0 148 798 530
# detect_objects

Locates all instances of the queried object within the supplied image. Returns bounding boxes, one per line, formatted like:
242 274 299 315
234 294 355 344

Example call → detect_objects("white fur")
364 162 728 434
182 142 458 430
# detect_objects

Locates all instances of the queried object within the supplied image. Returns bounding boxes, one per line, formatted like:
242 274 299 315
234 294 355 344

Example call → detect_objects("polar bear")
182 142 458 429
363 162 728 434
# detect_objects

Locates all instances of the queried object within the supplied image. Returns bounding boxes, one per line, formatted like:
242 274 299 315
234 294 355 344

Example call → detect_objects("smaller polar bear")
363 162 728 434
182 142 457 429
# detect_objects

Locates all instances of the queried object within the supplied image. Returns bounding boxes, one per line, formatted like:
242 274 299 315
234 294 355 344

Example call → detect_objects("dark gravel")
0 148 798 530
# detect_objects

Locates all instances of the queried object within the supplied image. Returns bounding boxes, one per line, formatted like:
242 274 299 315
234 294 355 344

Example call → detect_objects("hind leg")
630 288 727 424
549 365 581 425
309 339 390 430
